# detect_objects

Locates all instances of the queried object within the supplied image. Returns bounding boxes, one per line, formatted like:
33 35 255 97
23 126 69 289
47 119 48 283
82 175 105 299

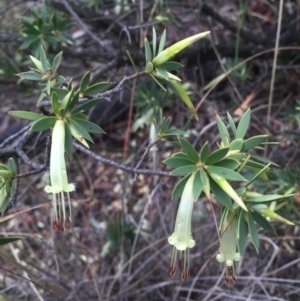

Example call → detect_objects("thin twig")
267 0 284 124
74 142 170 177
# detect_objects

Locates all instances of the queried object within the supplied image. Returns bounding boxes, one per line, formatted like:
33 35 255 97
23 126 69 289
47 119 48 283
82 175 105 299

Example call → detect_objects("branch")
74 142 170 177
38 70 147 107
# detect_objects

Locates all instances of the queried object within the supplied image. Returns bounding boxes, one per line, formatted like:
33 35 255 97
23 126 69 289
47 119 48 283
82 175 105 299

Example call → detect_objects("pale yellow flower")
45 120 75 231
168 173 196 280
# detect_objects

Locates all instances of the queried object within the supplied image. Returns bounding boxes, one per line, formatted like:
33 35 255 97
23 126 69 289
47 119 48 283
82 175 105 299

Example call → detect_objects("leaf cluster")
20 0 73 57
11 51 112 157
144 27 210 120
164 109 294 254
0 158 17 215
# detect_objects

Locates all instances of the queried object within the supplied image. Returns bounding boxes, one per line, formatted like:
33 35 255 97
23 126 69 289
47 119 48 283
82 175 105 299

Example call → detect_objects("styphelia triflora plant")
5 27 295 287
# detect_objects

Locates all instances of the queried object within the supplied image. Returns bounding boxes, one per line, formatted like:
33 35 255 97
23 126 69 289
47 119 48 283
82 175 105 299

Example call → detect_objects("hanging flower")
216 211 241 283
168 172 196 280
45 119 75 231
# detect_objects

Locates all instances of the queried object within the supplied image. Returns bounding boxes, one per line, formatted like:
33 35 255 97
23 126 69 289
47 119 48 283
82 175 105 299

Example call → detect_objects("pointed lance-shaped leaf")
169 80 198 120
208 172 248 211
152 31 210 66
9 110 45 121
52 51 63 73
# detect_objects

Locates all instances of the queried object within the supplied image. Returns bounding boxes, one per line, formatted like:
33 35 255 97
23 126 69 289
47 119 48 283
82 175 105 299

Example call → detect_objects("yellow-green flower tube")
45 119 75 230
168 172 196 280
216 211 241 283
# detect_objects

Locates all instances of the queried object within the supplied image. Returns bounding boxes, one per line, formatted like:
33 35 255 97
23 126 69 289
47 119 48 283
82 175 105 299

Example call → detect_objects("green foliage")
10 51 112 157
144 27 210 120
17 48 66 105
0 158 17 215
20 0 73 57
164 109 294 254
101 216 135 258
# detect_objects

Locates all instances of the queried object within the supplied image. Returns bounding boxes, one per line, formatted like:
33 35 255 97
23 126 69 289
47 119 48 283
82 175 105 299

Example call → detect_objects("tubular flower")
168 173 196 280
216 212 241 283
45 120 75 231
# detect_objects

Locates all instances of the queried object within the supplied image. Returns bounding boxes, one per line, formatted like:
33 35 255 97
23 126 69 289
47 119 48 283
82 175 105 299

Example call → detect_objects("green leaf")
160 117 171 133
60 89 73 110
64 123 73 158
247 212 259 252
30 116 57 131
57 75 65 84
144 38 152 62
152 31 210 66
241 135 268 152
199 169 206 186
237 210 248 255
146 62 154 73
244 159 267 169
158 29 166 54
68 90 80 112
216 115 230 146
52 51 63 73
227 112 237 136
164 157 195 168
178 138 199 163
213 158 239 170
236 108 251 139
8 158 17 175
250 154 278 167
51 87 69 99
59 108 66 118
29 55 44 72
72 118 105 134
210 178 232 208
169 80 197 120
39 46 48 71
172 174 190 199
37 91 46 106
199 142 209 162
170 165 197 176
229 139 243 151
154 67 170 81
72 98 101 114
255 207 294 225
70 119 94 143
71 113 87 120
209 173 247 211
83 82 112 95
251 211 276 234
51 92 59 115
0 170 13 178
205 147 229 165
192 171 203 200
245 194 293 203
152 26 157 57
206 166 246 181
9 111 45 121
17 71 42 81
171 152 191 160
80 71 90 92
46 79 51 95
245 163 271 187
160 61 183 72
0 237 22 245
41 0 47 19
150 73 166 91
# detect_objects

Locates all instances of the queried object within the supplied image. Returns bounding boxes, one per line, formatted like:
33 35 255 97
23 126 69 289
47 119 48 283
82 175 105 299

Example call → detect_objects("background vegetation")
0 0 299 300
